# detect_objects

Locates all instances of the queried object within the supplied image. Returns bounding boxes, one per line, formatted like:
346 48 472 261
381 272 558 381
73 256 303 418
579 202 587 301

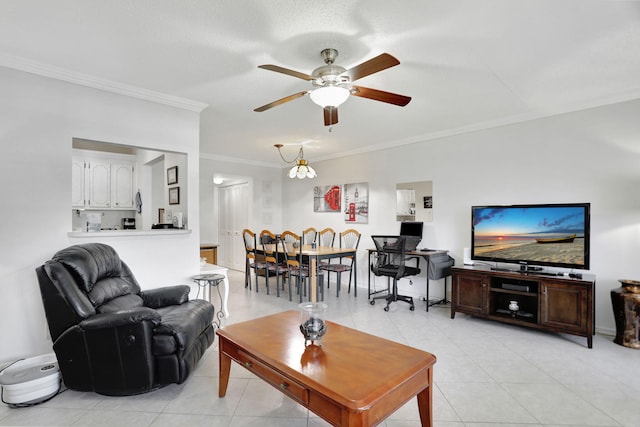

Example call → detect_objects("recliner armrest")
79 307 161 330
140 285 190 308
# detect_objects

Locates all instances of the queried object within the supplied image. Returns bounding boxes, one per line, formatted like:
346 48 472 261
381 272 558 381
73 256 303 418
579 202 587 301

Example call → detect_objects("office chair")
370 235 420 311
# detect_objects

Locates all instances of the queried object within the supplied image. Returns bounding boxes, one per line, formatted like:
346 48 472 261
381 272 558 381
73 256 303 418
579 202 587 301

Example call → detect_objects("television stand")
451 265 596 348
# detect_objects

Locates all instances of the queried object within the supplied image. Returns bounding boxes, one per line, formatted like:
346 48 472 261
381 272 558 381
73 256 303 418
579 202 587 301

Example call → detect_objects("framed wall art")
169 187 180 205
344 183 368 224
167 166 178 185
314 185 341 212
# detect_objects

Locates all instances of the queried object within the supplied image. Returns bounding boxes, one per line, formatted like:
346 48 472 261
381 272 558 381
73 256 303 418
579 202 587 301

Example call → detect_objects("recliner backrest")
51 243 143 313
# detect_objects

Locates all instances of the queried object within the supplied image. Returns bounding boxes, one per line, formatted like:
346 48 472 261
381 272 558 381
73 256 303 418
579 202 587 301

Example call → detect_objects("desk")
368 249 449 311
218 310 437 426
260 244 358 301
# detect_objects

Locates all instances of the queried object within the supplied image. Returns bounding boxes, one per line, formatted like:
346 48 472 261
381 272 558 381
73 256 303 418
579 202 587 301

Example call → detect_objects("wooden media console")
451 265 595 348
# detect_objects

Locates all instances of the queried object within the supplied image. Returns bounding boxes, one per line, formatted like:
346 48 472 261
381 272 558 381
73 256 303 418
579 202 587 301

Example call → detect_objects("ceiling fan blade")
351 86 411 106
324 106 338 126
254 91 308 112
343 53 400 82
258 64 315 81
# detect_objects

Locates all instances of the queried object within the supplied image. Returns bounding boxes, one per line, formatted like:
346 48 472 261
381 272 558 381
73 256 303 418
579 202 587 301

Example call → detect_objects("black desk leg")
426 262 430 312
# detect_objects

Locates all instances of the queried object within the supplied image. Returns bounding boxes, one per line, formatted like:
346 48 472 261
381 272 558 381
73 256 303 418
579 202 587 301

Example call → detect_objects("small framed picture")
167 166 178 185
158 208 165 223
169 187 180 205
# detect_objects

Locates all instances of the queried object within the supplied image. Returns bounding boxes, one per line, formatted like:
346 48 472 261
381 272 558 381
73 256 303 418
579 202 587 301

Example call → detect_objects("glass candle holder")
299 302 328 346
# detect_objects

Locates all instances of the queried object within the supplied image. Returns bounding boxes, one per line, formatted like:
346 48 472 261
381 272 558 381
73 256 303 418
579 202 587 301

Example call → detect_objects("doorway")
218 182 249 271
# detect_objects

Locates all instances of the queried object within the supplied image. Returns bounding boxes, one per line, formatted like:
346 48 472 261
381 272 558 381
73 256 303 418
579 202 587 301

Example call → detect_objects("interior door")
218 182 248 271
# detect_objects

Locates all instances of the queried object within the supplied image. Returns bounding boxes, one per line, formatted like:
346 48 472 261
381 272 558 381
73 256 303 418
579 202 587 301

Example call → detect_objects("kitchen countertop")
68 229 192 238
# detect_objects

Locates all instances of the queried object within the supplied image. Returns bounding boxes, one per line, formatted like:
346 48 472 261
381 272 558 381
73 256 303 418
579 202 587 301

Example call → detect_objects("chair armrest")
79 307 161 330
140 285 190 308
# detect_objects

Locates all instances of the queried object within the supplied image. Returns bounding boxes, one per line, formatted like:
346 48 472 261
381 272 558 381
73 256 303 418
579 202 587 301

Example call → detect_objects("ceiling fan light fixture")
255 49 409 126
309 86 350 108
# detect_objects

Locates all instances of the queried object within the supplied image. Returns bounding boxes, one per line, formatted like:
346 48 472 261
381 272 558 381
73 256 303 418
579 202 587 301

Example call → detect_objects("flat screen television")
471 203 590 270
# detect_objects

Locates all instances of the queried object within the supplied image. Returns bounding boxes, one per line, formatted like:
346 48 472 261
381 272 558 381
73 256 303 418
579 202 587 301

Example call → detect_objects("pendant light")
274 144 317 179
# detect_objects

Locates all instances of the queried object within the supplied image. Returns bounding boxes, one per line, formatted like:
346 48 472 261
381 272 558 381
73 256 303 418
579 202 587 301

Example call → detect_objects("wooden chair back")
317 227 336 247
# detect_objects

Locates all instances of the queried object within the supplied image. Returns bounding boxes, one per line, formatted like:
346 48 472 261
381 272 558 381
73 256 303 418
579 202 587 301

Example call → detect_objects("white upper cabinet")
71 158 86 208
111 162 135 208
73 150 136 210
86 158 111 208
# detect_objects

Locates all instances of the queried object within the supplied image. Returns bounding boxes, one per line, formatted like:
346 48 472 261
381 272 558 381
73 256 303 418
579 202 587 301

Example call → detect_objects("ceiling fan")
254 48 411 126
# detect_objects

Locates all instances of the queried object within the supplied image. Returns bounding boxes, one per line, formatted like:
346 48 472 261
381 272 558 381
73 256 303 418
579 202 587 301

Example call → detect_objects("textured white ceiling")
1 0 639 166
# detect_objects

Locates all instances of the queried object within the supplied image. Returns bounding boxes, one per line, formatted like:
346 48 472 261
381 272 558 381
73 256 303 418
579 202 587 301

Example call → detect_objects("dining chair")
302 227 317 245
321 229 361 297
259 230 287 296
317 227 335 247
281 231 324 302
242 229 265 292
316 227 336 275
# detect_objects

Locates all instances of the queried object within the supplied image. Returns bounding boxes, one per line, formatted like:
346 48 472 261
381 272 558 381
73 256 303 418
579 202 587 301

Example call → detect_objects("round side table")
192 273 225 327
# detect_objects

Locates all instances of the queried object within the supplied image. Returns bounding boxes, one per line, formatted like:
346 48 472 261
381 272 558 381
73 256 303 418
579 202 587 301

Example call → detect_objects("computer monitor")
400 221 423 251
400 221 423 237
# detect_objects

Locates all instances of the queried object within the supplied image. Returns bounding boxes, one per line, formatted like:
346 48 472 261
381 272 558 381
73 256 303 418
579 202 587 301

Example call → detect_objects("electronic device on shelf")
471 203 590 271
501 283 530 292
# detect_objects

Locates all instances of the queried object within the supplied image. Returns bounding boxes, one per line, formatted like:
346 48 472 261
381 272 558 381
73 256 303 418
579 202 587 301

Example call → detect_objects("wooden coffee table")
217 310 437 426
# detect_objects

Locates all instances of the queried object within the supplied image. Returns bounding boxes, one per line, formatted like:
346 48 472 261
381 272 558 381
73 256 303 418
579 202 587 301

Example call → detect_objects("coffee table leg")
219 349 231 397
416 368 433 427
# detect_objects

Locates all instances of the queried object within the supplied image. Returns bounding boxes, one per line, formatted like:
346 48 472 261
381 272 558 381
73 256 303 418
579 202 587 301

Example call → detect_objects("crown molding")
200 152 281 168
0 53 208 113
315 90 640 163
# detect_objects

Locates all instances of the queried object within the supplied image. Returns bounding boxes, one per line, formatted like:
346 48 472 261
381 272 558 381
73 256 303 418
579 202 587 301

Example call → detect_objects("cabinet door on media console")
540 281 591 334
451 271 488 318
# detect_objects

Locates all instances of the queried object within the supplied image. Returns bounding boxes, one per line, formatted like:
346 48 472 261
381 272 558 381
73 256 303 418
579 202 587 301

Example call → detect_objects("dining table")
259 243 358 301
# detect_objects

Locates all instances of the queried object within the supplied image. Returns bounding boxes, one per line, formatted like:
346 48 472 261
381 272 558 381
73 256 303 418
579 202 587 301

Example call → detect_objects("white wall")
0 66 202 363
280 99 640 335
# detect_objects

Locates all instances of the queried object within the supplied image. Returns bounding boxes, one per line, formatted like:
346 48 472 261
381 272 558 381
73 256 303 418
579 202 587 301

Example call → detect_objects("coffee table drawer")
238 349 308 405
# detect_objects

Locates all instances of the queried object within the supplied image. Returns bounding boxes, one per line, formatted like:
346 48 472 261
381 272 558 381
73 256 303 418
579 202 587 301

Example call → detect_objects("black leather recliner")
35 243 215 396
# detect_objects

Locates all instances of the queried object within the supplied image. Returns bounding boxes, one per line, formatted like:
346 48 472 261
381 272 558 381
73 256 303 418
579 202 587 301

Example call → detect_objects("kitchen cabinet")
86 158 111 208
71 158 86 208
111 162 135 208
451 265 595 348
73 151 135 209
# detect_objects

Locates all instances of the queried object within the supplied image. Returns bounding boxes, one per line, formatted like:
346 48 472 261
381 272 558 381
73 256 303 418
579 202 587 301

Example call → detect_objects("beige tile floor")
2 269 639 426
